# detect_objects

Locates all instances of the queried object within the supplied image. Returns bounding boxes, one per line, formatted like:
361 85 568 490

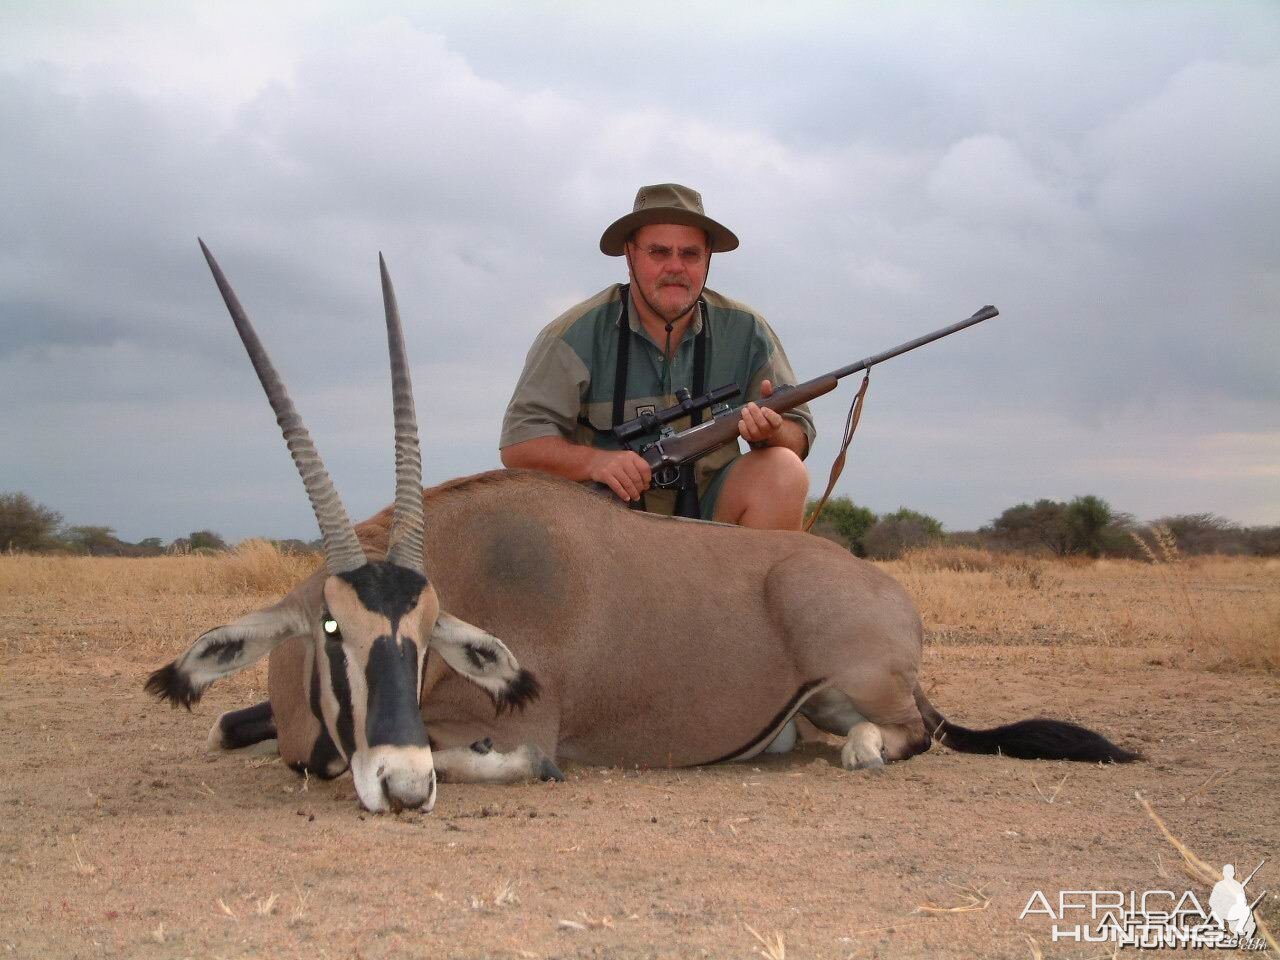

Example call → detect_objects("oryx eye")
322 616 341 640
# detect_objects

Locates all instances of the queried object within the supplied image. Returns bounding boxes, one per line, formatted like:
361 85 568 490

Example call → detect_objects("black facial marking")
296 727 345 779
705 678 827 765
494 669 541 715
337 561 428 624
297 661 346 778
324 640 357 759
216 700 276 749
470 737 494 755
464 642 499 671
144 661 202 710
201 637 245 665
365 636 428 748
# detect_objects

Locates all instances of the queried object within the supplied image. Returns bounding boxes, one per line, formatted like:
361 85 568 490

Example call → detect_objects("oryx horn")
379 254 426 573
198 239 367 575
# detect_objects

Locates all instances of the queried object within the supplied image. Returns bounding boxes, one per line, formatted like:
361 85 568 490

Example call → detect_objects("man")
500 183 813 529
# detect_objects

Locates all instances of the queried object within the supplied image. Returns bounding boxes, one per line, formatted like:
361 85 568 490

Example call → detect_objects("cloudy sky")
1 1 1276 543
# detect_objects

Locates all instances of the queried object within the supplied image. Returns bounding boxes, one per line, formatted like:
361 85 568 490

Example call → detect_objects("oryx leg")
431 737 564 784
207 700 277 754
267 634 348 778
771 553 932 770
801 684 931 771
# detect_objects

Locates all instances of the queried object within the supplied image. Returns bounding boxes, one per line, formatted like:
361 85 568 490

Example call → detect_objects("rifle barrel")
643 303 999 472
830 305 998 380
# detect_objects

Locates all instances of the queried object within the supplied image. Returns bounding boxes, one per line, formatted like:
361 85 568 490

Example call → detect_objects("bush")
805 497 876 555
864 508 944 560
188 530 228 552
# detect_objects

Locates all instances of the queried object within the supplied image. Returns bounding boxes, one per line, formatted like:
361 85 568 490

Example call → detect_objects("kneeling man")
500 183 813 530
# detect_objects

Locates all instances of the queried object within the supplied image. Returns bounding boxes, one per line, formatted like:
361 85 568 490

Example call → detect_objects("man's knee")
715 447 809 527
751 446 808 500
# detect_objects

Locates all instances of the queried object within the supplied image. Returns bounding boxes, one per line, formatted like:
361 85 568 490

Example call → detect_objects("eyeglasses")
629 242 708 267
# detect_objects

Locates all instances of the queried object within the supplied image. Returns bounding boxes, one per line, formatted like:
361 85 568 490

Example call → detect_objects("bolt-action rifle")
611 304 998 517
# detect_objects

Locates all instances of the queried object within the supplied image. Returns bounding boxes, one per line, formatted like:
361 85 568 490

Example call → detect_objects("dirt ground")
2 595 1277 958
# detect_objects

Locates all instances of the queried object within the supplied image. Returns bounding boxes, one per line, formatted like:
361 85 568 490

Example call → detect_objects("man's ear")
145 605 309 709
429 612 540 713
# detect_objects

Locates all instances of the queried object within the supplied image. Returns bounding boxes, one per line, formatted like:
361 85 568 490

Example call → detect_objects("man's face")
626 223 710 323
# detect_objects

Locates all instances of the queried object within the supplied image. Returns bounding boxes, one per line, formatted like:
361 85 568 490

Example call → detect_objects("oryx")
147 245 1138 813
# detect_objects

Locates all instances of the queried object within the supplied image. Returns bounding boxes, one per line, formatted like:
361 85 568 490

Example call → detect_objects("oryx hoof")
469 737 494 755
538 757 565 782
843 721 887 773
528 746 564 782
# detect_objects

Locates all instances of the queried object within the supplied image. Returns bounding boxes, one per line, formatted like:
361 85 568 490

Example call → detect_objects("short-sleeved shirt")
500 283 815 516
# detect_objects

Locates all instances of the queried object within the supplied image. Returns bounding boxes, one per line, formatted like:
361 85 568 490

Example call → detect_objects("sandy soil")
1 612 1277 958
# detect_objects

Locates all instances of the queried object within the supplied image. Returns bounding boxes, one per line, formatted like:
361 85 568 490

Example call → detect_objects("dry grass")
1 542 1275 672
0 539 318 599
884 546 1279 671
0 540 320 663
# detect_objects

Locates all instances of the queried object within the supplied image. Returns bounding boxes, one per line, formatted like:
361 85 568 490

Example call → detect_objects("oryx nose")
381 766 436 813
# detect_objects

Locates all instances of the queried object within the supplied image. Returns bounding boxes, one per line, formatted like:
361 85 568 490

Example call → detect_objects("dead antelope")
147 245 1138 813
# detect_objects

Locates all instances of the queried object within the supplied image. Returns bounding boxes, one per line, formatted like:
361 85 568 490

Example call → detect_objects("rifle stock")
639 304 997 476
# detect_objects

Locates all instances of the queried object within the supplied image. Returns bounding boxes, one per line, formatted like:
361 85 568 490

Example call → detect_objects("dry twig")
1031 772 1069 804
915 881 991 915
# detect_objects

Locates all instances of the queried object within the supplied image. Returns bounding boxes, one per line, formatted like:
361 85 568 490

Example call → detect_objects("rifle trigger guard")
652 465 681 489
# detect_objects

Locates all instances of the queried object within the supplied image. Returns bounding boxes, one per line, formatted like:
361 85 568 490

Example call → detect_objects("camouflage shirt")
500 284 815 515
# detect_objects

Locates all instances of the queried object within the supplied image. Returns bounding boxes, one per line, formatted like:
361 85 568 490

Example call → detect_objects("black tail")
210 700 277 750
915 687 1140 763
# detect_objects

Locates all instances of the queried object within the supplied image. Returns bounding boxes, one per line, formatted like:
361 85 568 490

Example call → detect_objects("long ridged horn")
379 254 426 574
198 239 367 575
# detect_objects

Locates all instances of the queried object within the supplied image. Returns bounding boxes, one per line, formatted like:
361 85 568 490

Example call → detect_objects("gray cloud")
1 3 1276 541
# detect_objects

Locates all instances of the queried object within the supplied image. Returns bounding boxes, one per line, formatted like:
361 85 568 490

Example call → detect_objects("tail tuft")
940 717 1141 763
144 662 203 709
494 669 541 715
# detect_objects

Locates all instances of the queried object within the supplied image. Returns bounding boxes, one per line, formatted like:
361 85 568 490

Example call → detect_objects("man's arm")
501 436 652 503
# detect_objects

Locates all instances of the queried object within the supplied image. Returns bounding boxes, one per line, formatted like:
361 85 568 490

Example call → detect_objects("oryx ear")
145 605 309 709
429 612 540 714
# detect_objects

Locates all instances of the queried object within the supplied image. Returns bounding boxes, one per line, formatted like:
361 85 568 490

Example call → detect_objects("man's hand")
738 379 786 446
588 449 652 502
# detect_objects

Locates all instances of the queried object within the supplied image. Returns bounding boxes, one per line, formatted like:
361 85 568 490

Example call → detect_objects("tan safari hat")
599 182 739 256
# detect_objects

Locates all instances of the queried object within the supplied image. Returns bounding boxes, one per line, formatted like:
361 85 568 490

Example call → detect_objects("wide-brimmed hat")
599 183 739 256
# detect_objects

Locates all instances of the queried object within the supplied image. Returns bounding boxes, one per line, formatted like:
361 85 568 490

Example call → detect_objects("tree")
988 499 1071 555
804 497 877 556
1245 525 1280 557
0 492 63 551
1158 513 1243 555
65 525 124 555
1063 495 1113 558
133 537 166 557
188 530 228 552
863 507 944 560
